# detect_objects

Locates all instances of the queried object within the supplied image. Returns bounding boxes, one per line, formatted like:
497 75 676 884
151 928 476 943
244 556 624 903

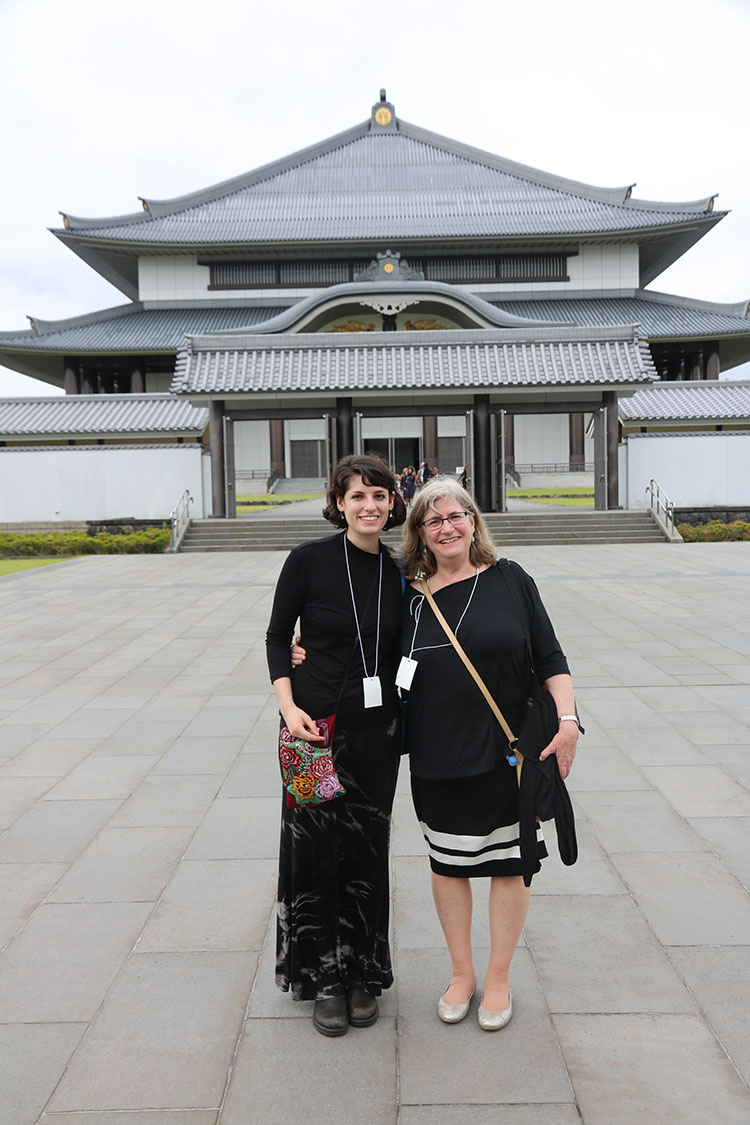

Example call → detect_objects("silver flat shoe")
478 990 513 1031
438 984 475 1024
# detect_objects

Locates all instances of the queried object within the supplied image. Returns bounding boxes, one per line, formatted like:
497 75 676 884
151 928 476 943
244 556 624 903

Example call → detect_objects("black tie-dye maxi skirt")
275 716 400 1001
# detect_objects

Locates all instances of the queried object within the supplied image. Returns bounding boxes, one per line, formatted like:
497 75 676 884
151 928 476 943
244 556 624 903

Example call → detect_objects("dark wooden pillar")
131 364 145 394
705 342 720 380
269 419 285 478
63 359 79 395
666 354 684 381
569 413 585 468
336 397 354 459
473 394 491 512
208 400 226 517
101 373 115 394
503 413 515 472
423 416 438 464
603 391 620 509
687 352 703 381
80 367 98 394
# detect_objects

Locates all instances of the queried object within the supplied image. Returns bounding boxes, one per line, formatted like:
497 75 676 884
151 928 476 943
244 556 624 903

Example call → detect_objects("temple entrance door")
362 436 419 473
290 439 326 477
393 437 419 474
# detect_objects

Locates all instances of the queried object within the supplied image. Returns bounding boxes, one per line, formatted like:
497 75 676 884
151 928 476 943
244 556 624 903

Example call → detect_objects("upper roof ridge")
54 93 720 234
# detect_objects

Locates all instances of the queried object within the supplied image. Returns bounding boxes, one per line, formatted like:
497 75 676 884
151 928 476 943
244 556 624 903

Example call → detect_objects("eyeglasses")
420 511 472 532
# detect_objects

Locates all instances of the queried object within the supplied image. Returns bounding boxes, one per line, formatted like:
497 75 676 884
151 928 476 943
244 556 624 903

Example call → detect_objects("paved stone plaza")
1 543 749 1123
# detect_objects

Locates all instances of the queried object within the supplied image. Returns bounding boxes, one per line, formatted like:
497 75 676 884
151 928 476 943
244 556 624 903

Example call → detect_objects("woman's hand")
539 674 579 780
282 705 325 742
272 676 322 741
291 635 307 668
539 722 577 780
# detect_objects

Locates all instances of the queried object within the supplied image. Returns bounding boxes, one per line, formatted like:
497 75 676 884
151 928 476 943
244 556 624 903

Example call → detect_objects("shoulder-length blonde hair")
399 477 497 579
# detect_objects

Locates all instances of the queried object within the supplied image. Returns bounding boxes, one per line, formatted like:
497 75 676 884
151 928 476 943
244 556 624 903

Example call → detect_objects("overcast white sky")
1 0 748 396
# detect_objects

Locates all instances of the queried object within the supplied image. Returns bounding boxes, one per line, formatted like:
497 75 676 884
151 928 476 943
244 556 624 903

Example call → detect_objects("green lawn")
517 496 594 507
507 487 594 508
236 492 325 509
0 558 76 576
507 487 593 498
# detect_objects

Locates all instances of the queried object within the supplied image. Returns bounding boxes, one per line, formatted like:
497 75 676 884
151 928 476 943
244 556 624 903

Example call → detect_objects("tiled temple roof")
55 103 722 246
0 394 208 436
173 325 657 396
619 381 750 422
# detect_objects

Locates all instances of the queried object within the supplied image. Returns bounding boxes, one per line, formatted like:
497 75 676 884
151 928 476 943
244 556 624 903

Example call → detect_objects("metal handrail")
645 479 676 537
166 489 194 553
511 461 595 474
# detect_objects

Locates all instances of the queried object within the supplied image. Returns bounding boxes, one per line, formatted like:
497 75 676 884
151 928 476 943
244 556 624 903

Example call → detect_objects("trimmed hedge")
677 520 750 542
0 527 170 557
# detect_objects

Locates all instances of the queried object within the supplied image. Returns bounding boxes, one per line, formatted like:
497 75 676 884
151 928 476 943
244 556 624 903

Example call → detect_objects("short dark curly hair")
322 454 407 528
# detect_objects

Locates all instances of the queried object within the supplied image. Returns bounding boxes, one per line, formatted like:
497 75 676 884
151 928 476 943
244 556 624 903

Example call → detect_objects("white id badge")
362 676 383 708
395 656 418 690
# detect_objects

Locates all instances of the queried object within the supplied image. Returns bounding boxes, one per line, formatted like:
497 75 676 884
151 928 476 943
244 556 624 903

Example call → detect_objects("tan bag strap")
419 577 520 751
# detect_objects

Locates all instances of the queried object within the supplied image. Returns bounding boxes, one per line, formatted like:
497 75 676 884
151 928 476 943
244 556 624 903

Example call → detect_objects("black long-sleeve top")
401 561 569 780
266 532 403 731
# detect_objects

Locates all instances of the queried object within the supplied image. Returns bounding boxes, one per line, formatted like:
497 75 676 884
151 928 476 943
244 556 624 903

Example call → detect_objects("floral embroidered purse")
278 714 346 809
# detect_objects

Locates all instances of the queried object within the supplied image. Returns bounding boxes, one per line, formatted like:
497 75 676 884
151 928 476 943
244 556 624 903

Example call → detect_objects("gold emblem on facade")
327 320 376 333
374 106 392 126
405 319 448 331
383 262 394 274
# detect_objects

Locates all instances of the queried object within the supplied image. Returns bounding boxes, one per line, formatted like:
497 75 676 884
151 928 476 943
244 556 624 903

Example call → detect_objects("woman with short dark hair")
266 454 407 1037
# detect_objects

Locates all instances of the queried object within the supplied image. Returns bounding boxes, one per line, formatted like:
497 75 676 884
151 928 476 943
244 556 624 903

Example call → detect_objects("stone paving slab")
553 1013 750 1124
0 545 748 1122
47 950 256 1113
396 947 574 1108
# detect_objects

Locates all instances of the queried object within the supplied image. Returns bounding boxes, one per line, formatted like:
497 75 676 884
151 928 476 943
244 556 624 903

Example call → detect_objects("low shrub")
677 519 750 542
0 527 170 557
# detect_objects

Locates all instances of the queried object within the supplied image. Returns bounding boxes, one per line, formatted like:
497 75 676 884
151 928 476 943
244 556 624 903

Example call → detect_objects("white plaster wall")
514 414 569 465
469 243 640 297
137 255 319 303
438 417 467 437
362 418 420 437
138 256 211 302
137 244 640 303
287 419 326 440
623 434 750 509
234 420 270 473
145 371 175 393
0 447 206 523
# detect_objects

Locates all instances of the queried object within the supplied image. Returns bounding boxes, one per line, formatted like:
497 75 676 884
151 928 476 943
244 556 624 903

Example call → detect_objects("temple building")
2 91 749 516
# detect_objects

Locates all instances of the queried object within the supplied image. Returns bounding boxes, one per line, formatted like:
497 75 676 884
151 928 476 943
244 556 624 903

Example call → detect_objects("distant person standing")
417 460 432 487
402 466 417 507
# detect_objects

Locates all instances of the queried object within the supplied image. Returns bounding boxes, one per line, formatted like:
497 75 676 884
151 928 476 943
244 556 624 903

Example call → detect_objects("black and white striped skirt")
411 761 547 879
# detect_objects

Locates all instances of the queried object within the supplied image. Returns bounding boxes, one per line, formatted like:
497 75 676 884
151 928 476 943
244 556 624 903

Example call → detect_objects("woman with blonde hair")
399 477 578 1030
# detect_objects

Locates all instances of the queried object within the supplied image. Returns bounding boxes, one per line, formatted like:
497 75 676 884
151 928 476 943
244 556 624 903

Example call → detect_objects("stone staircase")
271 477 327 494
178 509 671 552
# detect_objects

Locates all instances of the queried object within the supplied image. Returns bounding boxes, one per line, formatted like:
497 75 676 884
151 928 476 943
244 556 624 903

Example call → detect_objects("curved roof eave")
397 120 717 213
55 119 373 231
52 108 720 238
214 280 564 336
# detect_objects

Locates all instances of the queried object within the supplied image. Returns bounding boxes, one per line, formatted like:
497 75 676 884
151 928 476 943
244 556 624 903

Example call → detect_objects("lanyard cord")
408 567 479 657
343 535 383 679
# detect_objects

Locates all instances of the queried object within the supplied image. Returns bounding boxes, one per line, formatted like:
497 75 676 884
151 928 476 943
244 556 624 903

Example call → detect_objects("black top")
266 532 402 730
402 561 569 780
